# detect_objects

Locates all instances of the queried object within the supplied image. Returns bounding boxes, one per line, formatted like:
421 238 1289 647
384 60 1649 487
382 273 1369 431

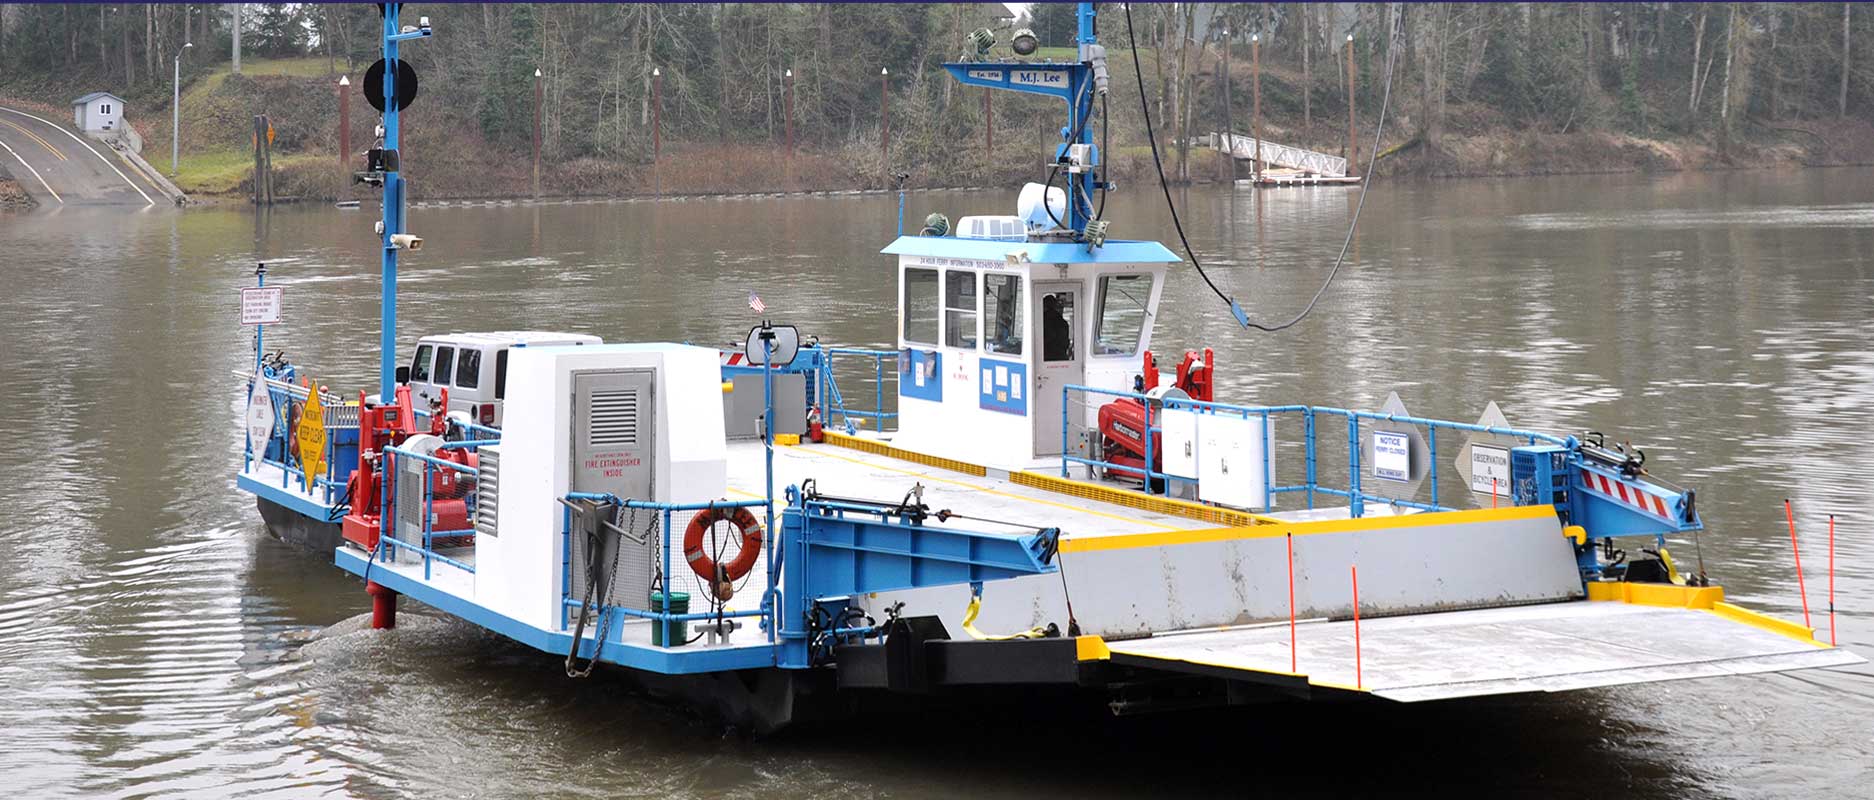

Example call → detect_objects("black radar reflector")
363 58 420 112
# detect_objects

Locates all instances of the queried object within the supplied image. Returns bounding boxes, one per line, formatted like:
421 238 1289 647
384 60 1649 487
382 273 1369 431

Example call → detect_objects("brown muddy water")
1 169 1872 798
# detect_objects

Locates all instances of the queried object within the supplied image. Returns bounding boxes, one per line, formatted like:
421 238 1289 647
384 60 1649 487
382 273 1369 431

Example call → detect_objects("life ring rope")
682 506 764 592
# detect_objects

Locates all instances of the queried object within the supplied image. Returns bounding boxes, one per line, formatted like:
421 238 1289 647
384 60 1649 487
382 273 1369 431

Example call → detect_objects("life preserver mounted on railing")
683 506 764 598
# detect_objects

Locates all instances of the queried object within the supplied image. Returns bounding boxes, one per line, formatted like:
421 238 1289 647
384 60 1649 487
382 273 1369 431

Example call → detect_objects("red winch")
1096 348 1215 484
341 385 479 551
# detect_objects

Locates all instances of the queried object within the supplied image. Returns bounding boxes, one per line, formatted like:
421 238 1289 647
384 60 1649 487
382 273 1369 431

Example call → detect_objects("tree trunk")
1302 3 1312 129
122 5 134 86
1843 3 1853 118
1689 5 1706 128
1718 4 1736 155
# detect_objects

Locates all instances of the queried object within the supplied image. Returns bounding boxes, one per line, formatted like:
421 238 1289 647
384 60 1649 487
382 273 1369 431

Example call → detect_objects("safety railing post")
1347 415 1364 518
1427 424 1439 510
1061 385 1071 477
1143 400 1155 496
1304 409 1317 509
422 459 433 581
875 356 884 429
1260 409 1273 512
662 507 674 647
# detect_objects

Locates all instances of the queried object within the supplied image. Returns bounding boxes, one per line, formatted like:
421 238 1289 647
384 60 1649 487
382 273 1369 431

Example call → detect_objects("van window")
903 268 939 345
455 348 481 389
1093 275 1152 356
432 346 456 386
944 270 979 349
984 274 1023 356
495 350 509 400
410 344 434 382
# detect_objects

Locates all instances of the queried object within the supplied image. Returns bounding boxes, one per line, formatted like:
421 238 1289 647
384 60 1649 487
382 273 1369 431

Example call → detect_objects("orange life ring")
683 507 764 584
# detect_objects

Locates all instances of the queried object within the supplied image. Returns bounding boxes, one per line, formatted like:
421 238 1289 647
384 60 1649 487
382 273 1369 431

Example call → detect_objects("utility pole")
532 68 541 200
171 40 191 176
1253 33 1262 183
338 74 350 194
652 66 662 196
1345 34 1358 177
984 88 993 159
881 67 890 171
232 4 241 74
1219 29 1230 183
784 68 794 158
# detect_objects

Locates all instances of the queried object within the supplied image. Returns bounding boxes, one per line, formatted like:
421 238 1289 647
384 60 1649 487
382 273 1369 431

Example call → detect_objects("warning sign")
246 371 274 457
296 383 326 486
241 286 283 325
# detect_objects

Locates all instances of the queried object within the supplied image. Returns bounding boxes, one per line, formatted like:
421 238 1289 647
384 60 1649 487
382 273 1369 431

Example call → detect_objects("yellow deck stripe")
780 442 1182 532
1060 504 1557 554
1709 601 1825 647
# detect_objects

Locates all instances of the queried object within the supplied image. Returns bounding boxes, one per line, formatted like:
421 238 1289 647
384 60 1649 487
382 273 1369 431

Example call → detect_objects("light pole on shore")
652 67 662 196
338 75 350 195
532 68 542 200
171 41 192 176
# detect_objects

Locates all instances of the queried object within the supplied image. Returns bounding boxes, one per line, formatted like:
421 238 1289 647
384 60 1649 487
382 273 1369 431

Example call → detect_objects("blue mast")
943 2 1107 237
377 6 432 400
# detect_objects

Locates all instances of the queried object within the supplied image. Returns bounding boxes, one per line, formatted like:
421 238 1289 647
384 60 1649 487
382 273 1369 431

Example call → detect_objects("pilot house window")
944 271 979 349
903 268 939 345
1094 274 1152 356
984 274 1023 356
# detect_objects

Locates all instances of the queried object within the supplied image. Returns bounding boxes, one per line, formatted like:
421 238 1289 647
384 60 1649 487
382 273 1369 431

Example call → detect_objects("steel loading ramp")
1102 593 1864 702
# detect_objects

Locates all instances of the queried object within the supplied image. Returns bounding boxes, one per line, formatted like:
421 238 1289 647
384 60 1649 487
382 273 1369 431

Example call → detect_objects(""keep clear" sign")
1373 430 1411 482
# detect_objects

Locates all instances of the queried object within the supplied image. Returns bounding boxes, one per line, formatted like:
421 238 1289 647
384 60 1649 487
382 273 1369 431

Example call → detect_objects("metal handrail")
820 347 899 432
1061 384 1570 518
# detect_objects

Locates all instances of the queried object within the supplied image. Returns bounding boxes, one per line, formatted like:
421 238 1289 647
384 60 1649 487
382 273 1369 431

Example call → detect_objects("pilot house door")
1032 282 1083 456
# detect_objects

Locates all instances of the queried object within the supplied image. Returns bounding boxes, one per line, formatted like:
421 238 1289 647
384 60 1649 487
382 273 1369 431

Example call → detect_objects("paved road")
0 106 160 207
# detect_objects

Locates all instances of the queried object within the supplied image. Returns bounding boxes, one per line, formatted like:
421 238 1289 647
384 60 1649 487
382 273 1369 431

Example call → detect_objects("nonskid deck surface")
723 439 1217 540
1108 600 1866 701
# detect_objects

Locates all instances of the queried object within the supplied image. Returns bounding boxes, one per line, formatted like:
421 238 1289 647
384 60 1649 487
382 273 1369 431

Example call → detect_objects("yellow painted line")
0 137 61 204
2 119 66 161
1709 601 1825 647
778 441 1182 532
1010 469 1279 528
1060 504 1557 554
0 107 153 206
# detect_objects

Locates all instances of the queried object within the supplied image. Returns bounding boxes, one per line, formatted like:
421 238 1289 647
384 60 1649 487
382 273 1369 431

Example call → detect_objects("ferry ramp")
0 106 160 207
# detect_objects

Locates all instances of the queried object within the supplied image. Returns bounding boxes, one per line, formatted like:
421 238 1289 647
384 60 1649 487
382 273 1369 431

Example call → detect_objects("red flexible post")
1351 564 1362 690
1287 532 1297 674
1828 514 1837 646
1492 477 1498 509
1784 499 1812 629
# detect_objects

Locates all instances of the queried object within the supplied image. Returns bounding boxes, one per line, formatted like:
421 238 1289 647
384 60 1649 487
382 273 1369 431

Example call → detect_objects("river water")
2 169 1871 798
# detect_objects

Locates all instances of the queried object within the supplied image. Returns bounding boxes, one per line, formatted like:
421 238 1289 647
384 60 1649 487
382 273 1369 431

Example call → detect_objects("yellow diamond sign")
296 381 327 488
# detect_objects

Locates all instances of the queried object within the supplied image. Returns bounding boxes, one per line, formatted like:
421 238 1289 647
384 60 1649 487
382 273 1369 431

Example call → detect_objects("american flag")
748 292 767 314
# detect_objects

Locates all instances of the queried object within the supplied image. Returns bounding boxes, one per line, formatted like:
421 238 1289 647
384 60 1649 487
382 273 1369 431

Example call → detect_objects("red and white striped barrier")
1581 469 1674 521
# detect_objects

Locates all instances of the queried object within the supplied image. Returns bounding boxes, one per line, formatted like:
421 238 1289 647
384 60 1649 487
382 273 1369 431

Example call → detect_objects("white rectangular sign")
1012 69 1069 89
241 286 283 325
966 69 1004 82
1470 444 1512 495
1373 430 1411 482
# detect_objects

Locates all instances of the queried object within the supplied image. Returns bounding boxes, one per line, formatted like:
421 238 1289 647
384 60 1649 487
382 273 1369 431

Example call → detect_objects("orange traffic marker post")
1828 514 1837 646
1784 499 1812 629
1287 532 1297 674
1351 564 1363 690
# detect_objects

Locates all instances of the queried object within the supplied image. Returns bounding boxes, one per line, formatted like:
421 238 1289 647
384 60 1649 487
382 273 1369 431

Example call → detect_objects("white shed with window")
881 235 1179 469
72 92 125 132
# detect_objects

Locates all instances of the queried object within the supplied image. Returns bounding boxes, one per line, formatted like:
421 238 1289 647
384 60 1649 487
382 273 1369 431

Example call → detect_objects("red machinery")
1096 348 1214 483
341 386 479 551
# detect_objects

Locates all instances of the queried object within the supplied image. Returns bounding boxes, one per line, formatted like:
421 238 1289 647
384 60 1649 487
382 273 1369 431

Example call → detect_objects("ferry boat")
236 5 1860 732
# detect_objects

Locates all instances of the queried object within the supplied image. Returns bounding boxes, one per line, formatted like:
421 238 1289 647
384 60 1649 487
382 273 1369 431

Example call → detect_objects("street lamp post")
171 41 192 176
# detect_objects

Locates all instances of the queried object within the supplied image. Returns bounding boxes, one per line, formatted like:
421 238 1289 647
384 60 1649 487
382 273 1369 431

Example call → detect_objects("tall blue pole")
1073 2 1098 232
379 6 401 401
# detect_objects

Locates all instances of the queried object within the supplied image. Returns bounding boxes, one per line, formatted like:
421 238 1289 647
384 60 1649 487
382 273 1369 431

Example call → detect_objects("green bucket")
649 591 690 647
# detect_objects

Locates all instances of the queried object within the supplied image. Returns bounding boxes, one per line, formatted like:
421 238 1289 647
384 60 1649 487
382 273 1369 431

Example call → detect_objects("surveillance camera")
390 233 423 250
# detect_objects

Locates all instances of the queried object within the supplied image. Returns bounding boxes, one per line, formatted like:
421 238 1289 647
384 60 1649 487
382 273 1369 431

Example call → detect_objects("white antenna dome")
1016 182 1067 231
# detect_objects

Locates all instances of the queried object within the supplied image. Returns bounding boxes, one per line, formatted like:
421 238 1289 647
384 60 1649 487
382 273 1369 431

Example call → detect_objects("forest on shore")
1 3 1869 201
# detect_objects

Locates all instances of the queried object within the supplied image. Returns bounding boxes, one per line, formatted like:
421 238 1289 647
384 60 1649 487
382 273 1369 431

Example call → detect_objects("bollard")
368 580 398 629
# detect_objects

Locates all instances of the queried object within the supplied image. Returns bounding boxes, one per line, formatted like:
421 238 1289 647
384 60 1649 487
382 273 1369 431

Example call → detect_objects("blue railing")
381 442 485 580
558 494 773 648
1062 384 1568 518
241 376 355 507
818 347 899 433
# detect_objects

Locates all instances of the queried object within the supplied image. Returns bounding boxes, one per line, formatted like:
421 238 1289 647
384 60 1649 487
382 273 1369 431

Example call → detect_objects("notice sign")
1373 430 1411 482
242 286 283 325
1470 444 1512 495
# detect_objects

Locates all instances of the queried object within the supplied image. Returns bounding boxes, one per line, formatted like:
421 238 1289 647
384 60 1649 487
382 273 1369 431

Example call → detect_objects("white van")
406 331 602 428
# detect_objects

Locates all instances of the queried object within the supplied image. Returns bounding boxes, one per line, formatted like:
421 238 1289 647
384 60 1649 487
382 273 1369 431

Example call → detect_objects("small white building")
72 92 125 133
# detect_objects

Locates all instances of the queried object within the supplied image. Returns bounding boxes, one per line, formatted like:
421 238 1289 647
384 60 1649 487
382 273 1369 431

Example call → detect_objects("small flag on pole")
748 292 767 314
